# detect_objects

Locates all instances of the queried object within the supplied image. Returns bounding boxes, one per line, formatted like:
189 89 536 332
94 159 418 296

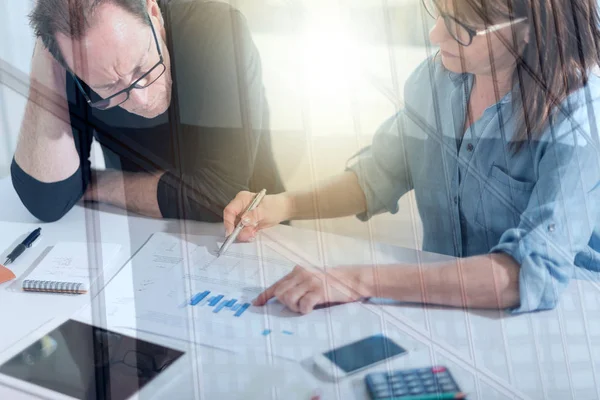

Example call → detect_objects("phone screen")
323 335 407 373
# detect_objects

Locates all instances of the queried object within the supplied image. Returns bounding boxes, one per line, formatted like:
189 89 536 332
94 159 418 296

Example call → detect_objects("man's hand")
253 265 370 314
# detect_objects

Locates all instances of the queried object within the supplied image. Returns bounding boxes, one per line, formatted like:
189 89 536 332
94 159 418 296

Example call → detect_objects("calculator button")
393 388 409 396
374 384 392 393
442 383 456 391
370 375 386 384
422 379 434 385
432 366 447 373
409 388 422 395
376 389 391 398
425 385 438 393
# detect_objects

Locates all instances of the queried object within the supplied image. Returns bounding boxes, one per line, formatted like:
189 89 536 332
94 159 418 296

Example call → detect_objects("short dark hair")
29 0 150 68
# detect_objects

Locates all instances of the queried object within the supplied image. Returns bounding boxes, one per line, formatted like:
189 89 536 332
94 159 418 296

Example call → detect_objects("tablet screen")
0 319 184 400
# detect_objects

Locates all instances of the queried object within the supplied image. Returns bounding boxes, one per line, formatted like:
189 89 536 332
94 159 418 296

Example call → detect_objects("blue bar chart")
189 290 250 317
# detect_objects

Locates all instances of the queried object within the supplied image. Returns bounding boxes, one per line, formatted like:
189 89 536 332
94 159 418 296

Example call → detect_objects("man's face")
56 3 172 118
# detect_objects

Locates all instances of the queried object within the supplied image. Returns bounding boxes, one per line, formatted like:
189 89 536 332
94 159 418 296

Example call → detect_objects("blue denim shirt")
348 57 600 313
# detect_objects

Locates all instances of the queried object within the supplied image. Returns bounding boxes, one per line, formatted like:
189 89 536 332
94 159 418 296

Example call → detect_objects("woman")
224 0 600 315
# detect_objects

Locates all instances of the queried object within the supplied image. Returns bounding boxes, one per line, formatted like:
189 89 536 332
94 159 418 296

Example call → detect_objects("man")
12 0 284 222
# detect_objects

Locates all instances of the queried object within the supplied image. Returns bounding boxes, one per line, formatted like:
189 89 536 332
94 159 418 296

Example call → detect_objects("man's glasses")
422 0 526 46
71 15 166 110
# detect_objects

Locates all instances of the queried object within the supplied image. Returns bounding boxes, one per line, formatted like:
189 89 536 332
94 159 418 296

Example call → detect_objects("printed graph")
189 290 251 317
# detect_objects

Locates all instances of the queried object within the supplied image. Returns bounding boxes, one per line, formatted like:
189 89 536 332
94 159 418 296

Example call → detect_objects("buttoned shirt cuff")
490 227 572 315
346 159 400 222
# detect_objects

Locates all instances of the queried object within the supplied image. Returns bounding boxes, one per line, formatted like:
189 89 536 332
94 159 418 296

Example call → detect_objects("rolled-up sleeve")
11 126 93 223
346 113 413 221
491 104 600 314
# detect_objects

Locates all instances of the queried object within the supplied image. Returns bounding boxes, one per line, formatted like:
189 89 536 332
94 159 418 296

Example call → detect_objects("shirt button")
548 224 556 233
467 143 474 152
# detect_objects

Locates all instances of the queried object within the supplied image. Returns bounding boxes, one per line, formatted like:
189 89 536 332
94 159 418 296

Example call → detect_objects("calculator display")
323 335 407 373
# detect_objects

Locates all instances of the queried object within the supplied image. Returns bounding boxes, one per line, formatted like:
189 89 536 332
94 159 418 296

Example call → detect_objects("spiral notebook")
20 242 121 294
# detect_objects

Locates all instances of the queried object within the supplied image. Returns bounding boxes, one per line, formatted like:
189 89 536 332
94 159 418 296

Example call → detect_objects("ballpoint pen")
218 189 267 257
4 228 42 266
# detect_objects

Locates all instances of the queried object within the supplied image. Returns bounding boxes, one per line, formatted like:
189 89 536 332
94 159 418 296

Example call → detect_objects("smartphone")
313 334 407 380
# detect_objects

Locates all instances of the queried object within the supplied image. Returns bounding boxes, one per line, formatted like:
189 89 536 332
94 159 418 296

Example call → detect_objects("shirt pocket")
475 165 535 232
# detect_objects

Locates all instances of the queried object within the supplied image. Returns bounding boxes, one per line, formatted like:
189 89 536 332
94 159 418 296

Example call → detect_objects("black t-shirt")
13 0 283 222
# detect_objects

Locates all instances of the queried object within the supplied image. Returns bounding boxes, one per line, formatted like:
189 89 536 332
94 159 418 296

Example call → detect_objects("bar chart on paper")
188 290 251 317
82 233 384 362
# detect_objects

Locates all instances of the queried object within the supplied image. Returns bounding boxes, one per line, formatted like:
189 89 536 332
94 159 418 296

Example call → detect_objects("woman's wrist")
329 266 376 300
277 192 297 222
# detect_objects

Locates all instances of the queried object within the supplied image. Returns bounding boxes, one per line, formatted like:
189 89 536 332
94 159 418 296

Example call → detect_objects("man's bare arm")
15 41 163 219
13 39 80 182
84 169 163 218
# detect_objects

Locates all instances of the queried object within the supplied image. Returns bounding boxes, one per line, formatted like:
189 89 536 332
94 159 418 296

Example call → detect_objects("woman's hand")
223 191 293 242
253 265 370 314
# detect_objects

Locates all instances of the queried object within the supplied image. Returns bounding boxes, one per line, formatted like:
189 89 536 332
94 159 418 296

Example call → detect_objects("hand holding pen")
219 189 267 256
4 228 42 265
221 189 294 255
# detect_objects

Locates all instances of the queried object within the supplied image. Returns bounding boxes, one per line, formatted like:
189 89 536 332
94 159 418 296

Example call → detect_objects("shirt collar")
447 70 468 84
447 70 514 105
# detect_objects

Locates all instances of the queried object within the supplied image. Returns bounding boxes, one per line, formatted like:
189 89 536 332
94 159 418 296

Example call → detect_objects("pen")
218 189 267 257
4 228 42 266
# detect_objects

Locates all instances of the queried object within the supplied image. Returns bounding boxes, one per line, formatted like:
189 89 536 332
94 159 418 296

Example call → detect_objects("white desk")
0 176 599 400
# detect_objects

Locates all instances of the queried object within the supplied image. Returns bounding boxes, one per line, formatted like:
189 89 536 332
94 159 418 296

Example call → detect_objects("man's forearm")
356 253 521 309
14 39 80 183
14 99 80 182
85 169 162 218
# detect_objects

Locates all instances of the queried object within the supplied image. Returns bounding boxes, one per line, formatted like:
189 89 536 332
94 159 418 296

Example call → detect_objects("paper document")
77 233 381 360
23 242 121 291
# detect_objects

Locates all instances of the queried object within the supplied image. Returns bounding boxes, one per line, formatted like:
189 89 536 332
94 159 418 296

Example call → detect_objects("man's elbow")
13 186 80 222
11 159 84 222
24 201 76 223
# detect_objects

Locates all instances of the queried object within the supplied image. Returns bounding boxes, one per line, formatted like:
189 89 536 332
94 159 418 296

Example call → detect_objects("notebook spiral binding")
22 280 87 294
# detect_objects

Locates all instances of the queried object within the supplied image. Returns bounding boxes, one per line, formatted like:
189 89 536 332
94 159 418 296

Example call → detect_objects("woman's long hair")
458 0 600 151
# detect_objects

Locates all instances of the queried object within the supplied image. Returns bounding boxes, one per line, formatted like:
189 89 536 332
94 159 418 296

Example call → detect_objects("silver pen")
218 189 267 257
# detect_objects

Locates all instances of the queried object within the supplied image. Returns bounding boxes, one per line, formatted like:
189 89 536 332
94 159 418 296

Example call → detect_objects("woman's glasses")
422 0 526 46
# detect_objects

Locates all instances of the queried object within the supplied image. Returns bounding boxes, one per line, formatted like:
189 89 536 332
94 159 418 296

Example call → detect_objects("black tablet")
0 319 184 400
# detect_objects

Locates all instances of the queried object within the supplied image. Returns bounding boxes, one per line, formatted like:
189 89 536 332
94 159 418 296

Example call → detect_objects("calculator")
365 366 465 400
